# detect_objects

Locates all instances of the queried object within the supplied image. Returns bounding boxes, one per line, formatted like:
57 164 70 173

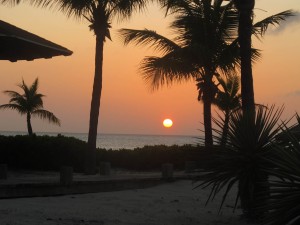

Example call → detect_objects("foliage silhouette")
195 105 284 221
0 78 60 135
257 114 300 225
1 0 149 173
119 0 293 147
0 134 201 171
211 73 241 146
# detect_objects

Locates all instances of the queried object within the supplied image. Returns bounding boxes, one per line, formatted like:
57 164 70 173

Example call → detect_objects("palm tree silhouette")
0 78 60 135
233 0 255 115
119 0 291 147
212 74 241 146
120 1 241 146
1 0 148 173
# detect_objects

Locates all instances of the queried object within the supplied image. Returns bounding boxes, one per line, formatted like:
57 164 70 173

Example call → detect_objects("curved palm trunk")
86 35 105 174
26 112 33 135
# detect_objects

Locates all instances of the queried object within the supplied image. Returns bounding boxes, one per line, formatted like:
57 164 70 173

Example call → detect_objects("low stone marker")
0 164 7 180
60 166 73 186
161 163 173 180
99 162 111 175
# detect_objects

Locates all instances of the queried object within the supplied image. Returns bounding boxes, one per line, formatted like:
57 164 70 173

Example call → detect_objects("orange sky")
0 0 300 136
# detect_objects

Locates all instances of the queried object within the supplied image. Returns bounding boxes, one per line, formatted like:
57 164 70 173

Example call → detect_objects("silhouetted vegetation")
0 135 202 172
195 105 285 221
0 135 86 172
119 0 293 148
0 78 60 135
98 145 202 171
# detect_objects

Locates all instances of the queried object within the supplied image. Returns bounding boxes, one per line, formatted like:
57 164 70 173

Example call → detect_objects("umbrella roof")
0 20 73 62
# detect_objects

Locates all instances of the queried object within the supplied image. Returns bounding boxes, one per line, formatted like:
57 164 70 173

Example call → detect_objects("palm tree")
196 105 285 221
120 0 242 147
257 114 300 225
0 78 60 135
1 0 148 173
119 0 291 147
211 73 241 146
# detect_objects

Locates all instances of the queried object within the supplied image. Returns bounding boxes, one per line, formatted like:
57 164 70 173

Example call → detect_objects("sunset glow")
0 0 299 136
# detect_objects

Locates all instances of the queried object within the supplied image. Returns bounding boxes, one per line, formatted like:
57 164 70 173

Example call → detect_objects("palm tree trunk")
26 112 33 135
86 35 105 174
236 0 255 115
235 1 268 220
203 81 214 147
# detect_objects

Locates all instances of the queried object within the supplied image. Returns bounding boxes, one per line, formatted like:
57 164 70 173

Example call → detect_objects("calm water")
0 131 198 150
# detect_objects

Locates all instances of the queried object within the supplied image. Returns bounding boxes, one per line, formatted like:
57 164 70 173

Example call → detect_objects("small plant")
196 105 284 221
256 114 300 225
0 78 60 135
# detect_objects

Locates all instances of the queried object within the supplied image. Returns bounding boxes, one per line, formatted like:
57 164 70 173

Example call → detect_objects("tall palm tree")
211 73 241 146
119 0 291 147
0 78 60 135
1 0 148 173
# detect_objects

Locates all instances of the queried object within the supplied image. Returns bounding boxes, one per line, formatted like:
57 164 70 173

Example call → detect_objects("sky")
0 0 300 136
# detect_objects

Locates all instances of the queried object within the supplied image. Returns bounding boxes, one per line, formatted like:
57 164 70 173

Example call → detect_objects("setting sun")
163 119 173 128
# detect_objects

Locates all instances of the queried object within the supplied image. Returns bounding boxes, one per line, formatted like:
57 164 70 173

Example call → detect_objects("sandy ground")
0 180 256 225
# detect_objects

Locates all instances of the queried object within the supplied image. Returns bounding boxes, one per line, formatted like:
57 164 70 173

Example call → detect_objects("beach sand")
0 180 257 225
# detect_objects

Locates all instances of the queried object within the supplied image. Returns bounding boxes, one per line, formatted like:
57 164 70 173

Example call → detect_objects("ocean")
0 131 198 150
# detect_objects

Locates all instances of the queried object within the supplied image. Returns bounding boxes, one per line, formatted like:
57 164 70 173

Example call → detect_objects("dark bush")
97 144 203 171
0 135 203 172
0 135 87 172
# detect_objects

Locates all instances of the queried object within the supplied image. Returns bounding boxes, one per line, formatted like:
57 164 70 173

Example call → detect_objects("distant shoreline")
0 130 197 137
0 131 199 150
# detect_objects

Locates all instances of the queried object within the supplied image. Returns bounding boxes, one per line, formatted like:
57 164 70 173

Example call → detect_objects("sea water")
0 131 198 150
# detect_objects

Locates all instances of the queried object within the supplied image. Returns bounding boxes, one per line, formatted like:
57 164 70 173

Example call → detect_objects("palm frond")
0 0 22 6
196 105 284 214
140 55 196 90
30 78 39 94
252 10 295 39
2 90 22 99
119 28 180 54
160 0 195 16
216 39 240 74
32 109 61 126
257 121 300 225
0 104 27 114
113 0 148 21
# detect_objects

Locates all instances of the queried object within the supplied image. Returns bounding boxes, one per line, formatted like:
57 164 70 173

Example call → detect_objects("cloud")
286 90 300 97
268 11 300 35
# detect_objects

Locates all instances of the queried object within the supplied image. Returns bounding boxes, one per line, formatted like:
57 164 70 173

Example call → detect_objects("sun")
163 119 173 128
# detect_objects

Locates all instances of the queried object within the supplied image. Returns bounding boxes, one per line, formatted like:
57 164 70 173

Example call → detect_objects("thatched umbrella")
0 20 72 62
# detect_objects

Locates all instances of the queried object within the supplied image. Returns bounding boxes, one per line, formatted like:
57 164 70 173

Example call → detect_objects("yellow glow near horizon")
163 119 173 128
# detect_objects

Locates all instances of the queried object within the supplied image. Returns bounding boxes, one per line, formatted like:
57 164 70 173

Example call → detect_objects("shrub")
0 135 201 172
